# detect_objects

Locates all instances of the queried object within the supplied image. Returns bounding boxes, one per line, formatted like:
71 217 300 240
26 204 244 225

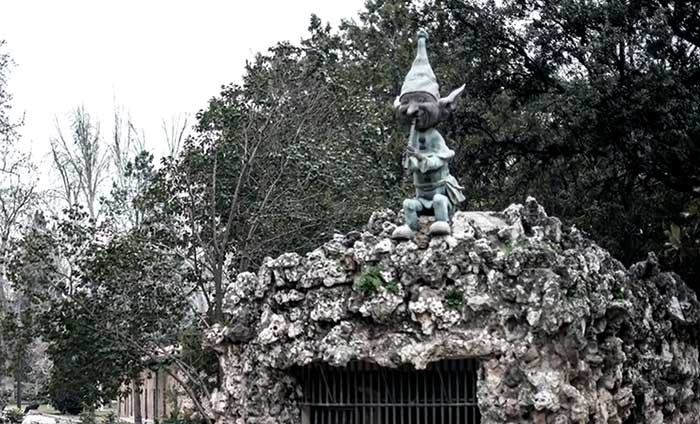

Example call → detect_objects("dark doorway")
295 358 480 424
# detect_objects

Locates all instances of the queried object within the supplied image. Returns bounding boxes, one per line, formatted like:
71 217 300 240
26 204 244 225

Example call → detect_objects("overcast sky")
0 0 365 163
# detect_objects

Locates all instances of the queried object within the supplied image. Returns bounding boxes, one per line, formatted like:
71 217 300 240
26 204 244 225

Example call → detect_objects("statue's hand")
406 145 426 161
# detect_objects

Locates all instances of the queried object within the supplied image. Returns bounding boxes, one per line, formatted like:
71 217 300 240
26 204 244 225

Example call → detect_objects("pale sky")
0 0 365 164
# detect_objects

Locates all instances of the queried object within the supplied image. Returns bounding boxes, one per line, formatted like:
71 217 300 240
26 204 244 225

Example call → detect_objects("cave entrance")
296 358 480 424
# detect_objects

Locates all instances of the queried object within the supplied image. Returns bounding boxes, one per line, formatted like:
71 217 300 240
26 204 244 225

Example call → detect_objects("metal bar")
345 367 349 424
448 360 453 424
469 359 473 401
430 367 437 423
383 369 388 424
305 365 310 424
406 367 410 424
399 367 404 424
393 365 397 424
470 359 475 424
463 360 468 423
309 365 313 424
362 362 366 424
326 367 338 423
368 367 377 423
317 364 322 424
297 402 478 407
468 358 472 401
154 371 159 419
421 368 426 423
333 365 337 423
300 365 308 423
354 362 359 423
297 359 480 424
404 367 409 424
456 361 461 423
461 360 465 422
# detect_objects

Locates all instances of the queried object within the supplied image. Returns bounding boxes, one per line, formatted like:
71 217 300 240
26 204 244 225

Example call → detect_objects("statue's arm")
417 156 445 173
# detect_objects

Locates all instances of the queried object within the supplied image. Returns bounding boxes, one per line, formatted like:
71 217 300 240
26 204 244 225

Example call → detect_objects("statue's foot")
429 221 451 236
392 224 415 240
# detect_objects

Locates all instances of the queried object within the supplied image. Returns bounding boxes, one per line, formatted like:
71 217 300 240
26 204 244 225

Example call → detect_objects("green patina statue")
392 30 466 240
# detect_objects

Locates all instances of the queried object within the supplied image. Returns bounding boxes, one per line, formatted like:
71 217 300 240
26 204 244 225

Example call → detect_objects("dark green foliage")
445 288 464 309
77 409 97 424
355 269 399 295
10 206 191 411
177 328 219 397
101 412 118 424
664 195 700 280
355 269 384 295
51 384 82 415
155 407 208 424
181 0 700 290
304 0 700 290
612 287 626 300
425 0 700 288
5 1 700 421
385 280 400 295
0 304 32 405
0 40 19 143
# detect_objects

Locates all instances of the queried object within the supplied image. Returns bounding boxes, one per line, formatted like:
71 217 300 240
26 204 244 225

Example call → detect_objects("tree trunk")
15 356 22 409
213 262 223 323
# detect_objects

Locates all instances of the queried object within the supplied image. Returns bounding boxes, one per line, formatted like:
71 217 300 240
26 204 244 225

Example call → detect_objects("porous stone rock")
209 198 700 424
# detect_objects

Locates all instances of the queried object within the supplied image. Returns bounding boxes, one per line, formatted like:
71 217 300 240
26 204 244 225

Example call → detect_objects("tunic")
403 128 465 208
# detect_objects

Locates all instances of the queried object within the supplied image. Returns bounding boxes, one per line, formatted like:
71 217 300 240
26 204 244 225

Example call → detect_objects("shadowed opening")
294 358 480 424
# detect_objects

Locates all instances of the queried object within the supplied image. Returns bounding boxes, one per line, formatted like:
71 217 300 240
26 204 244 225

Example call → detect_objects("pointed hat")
400 29 440 101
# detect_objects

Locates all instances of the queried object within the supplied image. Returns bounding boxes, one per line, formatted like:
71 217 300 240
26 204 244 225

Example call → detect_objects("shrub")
355 268 400 296
157 408 208 424
78 409 97 424
100 411 119 424
0 388 10 411
2 408 24 424
51 388 83 415
355 269 383 295
445 289 464 309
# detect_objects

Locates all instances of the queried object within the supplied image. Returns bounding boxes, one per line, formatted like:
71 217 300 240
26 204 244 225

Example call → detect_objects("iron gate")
296 359 480 424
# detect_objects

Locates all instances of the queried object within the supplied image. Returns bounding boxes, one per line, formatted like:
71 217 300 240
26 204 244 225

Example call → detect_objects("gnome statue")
392 29 466 240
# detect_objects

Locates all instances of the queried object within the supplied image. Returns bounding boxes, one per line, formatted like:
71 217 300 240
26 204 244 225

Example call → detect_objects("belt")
414 179 446 190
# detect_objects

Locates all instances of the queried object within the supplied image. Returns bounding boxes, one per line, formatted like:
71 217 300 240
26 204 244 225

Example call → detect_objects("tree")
0 40 39 408
105 105 151 232
16 1 700 421
0 40 18 146
449 0 700 285
10 207 193 419
334 0 700 289
144 29 405 324
51 106 110 220
162 114 189 159
33 103 199 419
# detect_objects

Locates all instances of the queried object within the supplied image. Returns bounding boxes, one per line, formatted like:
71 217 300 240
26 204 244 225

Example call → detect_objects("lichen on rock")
209 198 700 424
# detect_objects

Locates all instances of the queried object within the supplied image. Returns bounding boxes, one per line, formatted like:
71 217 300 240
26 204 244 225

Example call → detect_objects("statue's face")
397 92 441 130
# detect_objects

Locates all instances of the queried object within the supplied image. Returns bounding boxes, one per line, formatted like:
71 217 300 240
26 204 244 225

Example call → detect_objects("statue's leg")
403 198 423 231
432 194 449 222
429 194 451 235
392 198 423 240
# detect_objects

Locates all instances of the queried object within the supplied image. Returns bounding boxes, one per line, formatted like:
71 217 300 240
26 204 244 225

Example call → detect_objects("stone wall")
207 198 700 424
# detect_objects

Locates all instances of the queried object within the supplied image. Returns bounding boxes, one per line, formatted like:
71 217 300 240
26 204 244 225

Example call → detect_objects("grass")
502 238 529 256
355 268 400 296
445 288 464 309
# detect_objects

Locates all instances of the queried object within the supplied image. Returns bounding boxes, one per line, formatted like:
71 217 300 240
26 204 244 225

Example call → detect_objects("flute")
403 118 417 176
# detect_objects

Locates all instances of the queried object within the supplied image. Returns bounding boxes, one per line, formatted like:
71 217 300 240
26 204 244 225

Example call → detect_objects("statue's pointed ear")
393 95 402 109
438 84 466 112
